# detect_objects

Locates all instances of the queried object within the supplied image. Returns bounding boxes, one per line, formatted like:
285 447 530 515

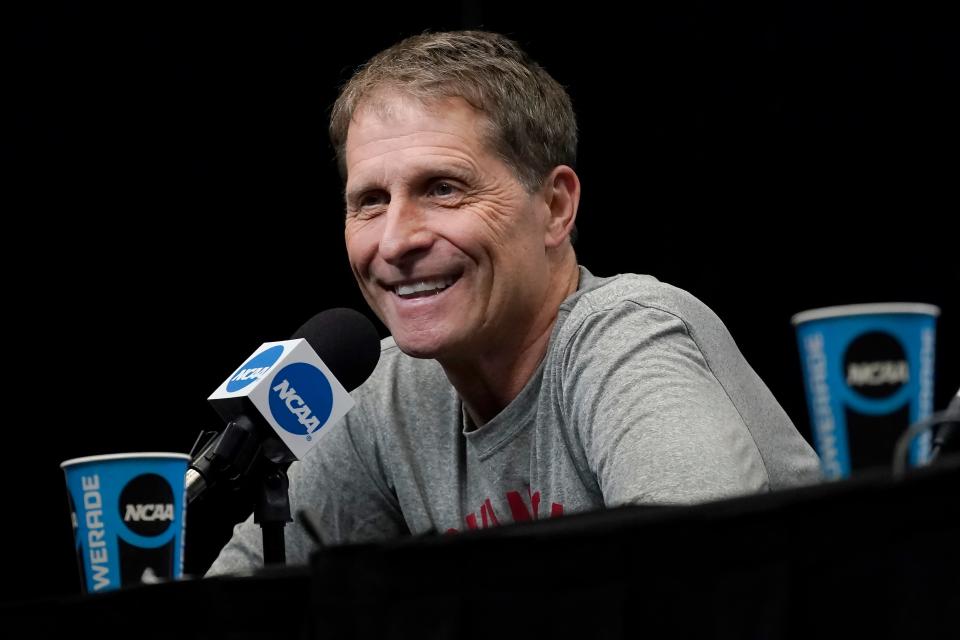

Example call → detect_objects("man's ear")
541 165 580 249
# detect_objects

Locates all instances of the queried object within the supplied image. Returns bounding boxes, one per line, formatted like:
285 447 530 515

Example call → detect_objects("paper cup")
793 304 939 479
61 452 189 593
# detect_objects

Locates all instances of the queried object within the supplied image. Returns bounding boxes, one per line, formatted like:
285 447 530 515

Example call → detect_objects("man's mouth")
393 275 459 299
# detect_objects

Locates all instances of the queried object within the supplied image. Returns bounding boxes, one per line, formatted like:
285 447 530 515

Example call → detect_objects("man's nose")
378 197 435 264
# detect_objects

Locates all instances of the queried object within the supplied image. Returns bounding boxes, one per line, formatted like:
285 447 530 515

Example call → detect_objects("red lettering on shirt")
453 488 563 533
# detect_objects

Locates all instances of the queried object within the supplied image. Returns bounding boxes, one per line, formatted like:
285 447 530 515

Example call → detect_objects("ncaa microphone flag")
208 339 355 460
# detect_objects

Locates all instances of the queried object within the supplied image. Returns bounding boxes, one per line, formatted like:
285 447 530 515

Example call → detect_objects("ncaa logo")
119 474 176 537
227 345 285 392
268 363 334 439
843 331 909 400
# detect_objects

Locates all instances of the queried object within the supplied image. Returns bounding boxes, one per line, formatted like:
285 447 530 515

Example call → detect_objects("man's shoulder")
563 269 716 331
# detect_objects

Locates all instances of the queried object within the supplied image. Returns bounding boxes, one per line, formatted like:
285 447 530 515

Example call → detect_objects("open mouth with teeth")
393 275 459 299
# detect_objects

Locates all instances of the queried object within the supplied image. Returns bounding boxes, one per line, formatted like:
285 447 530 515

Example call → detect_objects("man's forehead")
344 139 481 195
344 91 501 177
347 91 491 145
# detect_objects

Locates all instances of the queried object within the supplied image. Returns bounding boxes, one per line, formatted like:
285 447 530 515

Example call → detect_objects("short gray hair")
329 30 578 193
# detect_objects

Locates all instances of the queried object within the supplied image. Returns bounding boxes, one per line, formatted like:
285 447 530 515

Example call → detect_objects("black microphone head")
292 308 381 392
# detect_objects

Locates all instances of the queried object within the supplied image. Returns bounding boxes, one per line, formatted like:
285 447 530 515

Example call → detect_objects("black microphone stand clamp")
187 416 295 566
253 435 296 565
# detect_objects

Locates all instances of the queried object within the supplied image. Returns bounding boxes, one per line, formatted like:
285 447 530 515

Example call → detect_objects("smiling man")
208 31 820 573
342 88 580 426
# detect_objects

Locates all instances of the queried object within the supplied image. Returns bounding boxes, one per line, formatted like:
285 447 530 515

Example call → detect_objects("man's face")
343 93 555 361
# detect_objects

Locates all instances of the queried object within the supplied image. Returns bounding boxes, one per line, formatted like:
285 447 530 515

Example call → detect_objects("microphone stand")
187 419 294 566
254 437 296 565
892 389 960 478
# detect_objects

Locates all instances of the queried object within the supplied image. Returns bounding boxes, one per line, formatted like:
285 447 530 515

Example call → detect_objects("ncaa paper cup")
793 303 939 479
61 452 189 593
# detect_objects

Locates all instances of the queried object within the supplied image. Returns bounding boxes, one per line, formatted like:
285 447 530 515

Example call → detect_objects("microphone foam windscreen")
292 308 381 392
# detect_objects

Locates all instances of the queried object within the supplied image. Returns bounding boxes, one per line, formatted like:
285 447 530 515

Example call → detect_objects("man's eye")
430 181 456 197
359 192 388 208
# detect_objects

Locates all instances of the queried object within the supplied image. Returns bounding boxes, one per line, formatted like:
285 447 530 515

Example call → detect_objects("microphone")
930 387 960 462
186 308 380 503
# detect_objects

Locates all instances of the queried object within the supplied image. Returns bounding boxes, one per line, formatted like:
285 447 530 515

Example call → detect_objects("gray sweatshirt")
207 267 821 574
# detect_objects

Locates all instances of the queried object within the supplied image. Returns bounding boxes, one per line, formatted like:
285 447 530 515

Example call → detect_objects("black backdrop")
5 2 958 604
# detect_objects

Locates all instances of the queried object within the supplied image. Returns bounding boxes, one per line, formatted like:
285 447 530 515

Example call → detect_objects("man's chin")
390 331 456 361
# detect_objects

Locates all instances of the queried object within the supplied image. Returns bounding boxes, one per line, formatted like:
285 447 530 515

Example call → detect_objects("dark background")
4 2 957 603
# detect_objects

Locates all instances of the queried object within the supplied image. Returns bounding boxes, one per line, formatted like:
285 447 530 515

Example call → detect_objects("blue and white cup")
61 453 190 594
793 304 939 479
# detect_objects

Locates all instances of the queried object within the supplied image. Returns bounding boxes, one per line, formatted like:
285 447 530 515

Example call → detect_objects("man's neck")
441 260 580 428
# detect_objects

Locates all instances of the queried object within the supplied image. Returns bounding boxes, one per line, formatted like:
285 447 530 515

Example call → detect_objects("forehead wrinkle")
346 148 481 199
346 95 493 162
347 128 484 168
